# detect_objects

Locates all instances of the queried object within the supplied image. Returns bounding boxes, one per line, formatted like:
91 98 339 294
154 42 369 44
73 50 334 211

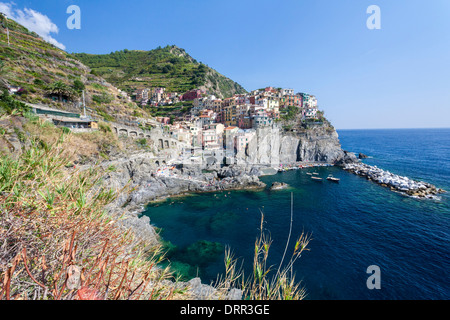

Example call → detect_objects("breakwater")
343 162 446 199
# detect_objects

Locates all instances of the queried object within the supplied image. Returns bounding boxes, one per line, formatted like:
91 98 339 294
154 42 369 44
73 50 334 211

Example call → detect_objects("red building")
182 89 202 101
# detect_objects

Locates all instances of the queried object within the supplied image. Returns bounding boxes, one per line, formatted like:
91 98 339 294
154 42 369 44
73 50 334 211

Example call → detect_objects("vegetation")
0 91 30 115
73 45 247 99
145 100 193 118
0 17 151 122
0 138 179 300
215 213 311 300
135 138 148 149
46 81 76 102
280 105 300 122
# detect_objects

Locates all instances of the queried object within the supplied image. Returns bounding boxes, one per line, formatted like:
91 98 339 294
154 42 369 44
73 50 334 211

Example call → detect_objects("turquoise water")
143 128 450 299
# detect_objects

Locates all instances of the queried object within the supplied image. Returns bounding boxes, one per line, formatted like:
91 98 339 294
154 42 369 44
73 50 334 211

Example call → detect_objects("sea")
142 128 450 300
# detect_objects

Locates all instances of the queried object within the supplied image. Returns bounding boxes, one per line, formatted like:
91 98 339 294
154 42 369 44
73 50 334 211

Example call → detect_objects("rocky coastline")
101 124 357 244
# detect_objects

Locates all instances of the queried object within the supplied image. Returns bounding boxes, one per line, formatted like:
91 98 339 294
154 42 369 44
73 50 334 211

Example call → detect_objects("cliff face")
237 124 347 166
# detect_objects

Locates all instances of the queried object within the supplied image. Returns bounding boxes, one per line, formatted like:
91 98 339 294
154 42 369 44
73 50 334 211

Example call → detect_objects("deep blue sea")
143 128 450 300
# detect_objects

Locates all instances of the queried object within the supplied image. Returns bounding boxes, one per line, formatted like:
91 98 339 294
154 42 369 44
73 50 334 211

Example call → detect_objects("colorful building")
182 89 202 101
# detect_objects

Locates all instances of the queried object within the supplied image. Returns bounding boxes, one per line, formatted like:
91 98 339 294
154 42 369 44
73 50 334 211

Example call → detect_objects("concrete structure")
110 123 152 138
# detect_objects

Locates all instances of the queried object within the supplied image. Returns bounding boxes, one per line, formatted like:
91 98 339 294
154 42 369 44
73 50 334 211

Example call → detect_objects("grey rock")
358 152 369 159
270 182 289 190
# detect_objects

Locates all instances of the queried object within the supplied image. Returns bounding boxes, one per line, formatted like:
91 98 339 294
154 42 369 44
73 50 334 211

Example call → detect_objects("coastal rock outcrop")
359 153 369 159
239 125 351 166
270 182 289 190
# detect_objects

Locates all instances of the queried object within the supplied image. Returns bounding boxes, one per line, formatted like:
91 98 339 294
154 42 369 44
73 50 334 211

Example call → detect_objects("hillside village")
129 85 322 164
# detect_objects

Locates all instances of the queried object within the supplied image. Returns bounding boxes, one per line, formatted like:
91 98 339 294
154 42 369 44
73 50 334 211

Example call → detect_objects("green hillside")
0 15 150 124
73 45 247 99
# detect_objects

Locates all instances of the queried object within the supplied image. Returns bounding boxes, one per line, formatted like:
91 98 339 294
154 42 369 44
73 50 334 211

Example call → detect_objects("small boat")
306 172 313 175
311 176 323 181
312 172 319 175
327 175 340 182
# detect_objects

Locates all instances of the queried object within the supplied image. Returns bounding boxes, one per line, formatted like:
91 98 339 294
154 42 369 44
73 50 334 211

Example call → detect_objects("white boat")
311 176 323 181
327 175 340 183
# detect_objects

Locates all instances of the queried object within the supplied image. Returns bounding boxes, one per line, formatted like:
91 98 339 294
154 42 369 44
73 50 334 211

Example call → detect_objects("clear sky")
1 0 450 129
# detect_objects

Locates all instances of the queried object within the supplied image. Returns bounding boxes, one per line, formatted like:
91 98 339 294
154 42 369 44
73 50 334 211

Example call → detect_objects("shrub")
92 93 113 104
136 138 147 148
0 92 30 115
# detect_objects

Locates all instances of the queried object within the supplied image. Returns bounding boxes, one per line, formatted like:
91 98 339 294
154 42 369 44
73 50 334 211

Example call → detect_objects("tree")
47 81 76 102
72 79 85 93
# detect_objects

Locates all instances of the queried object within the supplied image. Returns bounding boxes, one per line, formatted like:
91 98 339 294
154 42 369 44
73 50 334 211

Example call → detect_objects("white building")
280 88 294 96
202 129 220 149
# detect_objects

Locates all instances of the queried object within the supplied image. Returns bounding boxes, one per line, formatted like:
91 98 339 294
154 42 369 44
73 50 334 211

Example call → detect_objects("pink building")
235 130 255 153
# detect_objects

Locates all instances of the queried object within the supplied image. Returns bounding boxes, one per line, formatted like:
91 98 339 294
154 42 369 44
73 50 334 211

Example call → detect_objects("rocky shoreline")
343 162 446 199
101 156 269 244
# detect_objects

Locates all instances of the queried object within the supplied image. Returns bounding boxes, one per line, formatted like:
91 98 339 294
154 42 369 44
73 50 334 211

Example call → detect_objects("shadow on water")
160 239 225 281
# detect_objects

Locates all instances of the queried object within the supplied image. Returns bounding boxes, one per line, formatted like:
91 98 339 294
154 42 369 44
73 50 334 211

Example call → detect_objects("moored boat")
327 175 340 182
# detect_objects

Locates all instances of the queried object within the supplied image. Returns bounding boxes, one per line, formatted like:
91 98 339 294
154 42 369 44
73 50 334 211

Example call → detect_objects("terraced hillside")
74 45 247 99
0 15 150 124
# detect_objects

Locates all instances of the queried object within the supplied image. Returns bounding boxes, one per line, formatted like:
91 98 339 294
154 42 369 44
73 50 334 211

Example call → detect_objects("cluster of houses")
141 86 321 159
133 87 204 107
190 87 319 128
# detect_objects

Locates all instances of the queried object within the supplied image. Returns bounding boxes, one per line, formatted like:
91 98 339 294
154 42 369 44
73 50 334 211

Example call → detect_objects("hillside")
73 45 247 99
0 15 151 125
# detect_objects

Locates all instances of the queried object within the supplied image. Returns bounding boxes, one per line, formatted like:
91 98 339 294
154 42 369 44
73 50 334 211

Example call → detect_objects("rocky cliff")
237 124 352 166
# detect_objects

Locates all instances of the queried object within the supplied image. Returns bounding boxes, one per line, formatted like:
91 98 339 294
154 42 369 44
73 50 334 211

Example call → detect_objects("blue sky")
1 0 450 129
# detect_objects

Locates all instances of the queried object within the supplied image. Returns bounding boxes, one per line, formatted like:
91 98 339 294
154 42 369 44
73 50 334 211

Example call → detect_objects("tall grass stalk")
214 207 312 300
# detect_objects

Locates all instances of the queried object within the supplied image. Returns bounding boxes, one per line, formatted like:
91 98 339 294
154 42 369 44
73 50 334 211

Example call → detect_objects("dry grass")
22 117 121 163
0 137 182 300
